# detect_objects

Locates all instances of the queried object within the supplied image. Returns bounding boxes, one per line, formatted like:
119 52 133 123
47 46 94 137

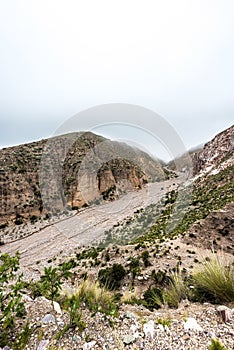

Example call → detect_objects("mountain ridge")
0 132 167 226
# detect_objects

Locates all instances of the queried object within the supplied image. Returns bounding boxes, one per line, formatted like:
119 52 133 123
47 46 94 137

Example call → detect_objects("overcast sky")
0 1 233 160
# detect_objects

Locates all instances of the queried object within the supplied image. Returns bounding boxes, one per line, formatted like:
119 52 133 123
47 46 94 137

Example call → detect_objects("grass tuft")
192 253 234 303
164 270 187 308
63 279 118 316
208 338 228 350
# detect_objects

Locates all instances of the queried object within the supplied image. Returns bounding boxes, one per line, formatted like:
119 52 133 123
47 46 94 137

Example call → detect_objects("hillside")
167 124 234 176
0 132 166 227
0 125 233 350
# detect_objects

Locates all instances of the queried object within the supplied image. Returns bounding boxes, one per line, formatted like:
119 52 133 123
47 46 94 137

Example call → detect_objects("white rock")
53 301 62 315
130 324 139 339
158 324 164 332
165 325 170 334
143 320 155 339
217 305 233 322
36 340 49 350
184 317 203 332
41 314 55 324
82 341 96 350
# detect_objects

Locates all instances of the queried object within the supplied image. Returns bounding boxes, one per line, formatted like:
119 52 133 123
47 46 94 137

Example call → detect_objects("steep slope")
104 125 234 250
192 124 234 175
0 132 166 226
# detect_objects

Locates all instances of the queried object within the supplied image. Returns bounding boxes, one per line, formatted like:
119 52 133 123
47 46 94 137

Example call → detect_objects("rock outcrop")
0 132 166 226
192 125 234 175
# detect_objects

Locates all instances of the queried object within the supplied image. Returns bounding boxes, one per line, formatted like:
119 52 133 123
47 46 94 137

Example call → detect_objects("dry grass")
192 253 234 303
62 279 117 315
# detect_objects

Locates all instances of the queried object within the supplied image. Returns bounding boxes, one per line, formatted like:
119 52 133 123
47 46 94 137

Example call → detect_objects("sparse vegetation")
156 316 171 328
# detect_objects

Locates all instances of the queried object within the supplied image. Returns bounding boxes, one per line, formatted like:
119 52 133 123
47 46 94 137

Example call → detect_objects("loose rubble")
1 297 233 350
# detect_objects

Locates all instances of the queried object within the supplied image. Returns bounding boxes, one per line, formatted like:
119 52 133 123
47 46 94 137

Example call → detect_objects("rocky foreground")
2 296 233 350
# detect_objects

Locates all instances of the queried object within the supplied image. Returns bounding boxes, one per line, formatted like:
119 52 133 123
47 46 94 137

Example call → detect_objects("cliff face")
0 132 165 225
192 125 234 175
167 125 234 176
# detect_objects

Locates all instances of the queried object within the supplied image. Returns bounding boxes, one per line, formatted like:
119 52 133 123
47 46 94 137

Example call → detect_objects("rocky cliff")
0 132 166 226
192 124 234 175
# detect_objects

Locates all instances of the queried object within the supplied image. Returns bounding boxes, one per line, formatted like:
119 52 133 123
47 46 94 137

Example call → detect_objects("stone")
143 320 155 339
136 341 144 350
183 334 190 341
72 335 81 342
123 334 136 345
82 341 96 350
125 311 135 319
130 324 139 340
36 340 49 350
184 317 203 332
158 324 164 332
53 301 62 315
41 314 56 324
217 305 233 323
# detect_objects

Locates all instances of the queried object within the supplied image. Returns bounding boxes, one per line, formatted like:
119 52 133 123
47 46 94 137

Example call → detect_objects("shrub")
128 257 141 287
39 262 73 314
15 218 23 225
0 223 8 230
56 296 86 337
98 263 126 290
0 252 26 347
141 251 151 267
192 254 234 303
143 287 164 310
25 280 44 299
30 215 38 224
151 269 170 287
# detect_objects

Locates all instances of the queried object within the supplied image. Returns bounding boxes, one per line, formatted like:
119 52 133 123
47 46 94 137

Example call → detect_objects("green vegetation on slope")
99 165 234 246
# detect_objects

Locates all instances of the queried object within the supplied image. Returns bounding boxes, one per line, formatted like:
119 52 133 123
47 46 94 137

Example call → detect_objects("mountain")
0 126 233 349
0 132 167 227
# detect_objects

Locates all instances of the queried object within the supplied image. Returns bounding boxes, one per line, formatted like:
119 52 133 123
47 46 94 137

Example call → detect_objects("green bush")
98 263 126 290
0 252 26 347
39 262 73 314
143 287 164 311
141 251 151 267
128 257 141 286
151 269 171 287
